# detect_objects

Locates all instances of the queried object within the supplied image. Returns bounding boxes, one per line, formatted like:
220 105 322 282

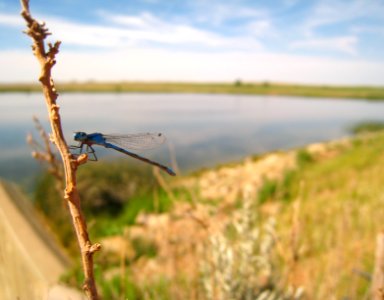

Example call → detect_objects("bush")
201 195 304 300
258 179 278 204
296 150 313 167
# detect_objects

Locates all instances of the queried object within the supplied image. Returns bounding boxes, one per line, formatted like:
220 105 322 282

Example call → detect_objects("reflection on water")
1 93 384 182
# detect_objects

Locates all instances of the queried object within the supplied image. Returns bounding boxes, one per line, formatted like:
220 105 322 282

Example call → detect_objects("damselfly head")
73 132 87 141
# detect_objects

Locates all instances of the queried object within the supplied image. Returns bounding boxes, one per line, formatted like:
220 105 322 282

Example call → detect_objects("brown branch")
372 232 384 300
20 1 101 299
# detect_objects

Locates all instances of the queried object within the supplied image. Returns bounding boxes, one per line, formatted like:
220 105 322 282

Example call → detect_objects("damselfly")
70 132 176 176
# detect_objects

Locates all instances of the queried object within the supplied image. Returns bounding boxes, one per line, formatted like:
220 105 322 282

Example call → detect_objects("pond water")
1 93 384 184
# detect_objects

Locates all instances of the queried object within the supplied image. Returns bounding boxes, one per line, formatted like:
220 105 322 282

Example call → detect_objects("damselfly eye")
74 132 87 141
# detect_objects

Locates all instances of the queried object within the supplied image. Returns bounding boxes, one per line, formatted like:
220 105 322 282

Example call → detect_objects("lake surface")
1 93 384 184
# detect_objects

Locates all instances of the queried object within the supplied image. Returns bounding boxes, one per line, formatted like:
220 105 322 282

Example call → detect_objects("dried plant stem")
373 233 384 300
27 116 64 191
20 1 101 299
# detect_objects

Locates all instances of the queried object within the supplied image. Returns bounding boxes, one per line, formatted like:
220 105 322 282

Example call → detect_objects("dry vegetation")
1 81 384 100
53 131 384 299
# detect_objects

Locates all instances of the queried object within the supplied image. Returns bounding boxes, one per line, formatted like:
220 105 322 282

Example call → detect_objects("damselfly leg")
69 143 98 161
84 145 97 161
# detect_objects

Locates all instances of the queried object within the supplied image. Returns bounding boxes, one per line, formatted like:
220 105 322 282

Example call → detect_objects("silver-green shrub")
201 194 304 300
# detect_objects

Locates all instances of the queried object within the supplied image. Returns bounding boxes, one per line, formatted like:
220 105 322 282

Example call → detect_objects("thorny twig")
20 1 101 299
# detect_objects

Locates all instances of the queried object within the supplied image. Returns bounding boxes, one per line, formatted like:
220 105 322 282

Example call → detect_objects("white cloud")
0 14 24 27
102 12 160 29
287 0 384 57
31 13 262 51
0 11 263 50
246 20 272 37
190 2 268 26
351 24 384 35
2 48 384 86
290 36 358 55
303 0 384 35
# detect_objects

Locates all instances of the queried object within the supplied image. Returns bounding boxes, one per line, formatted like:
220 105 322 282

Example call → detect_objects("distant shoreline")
1 81 384 100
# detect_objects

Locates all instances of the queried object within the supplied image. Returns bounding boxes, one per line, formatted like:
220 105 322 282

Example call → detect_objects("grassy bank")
179 131 384 299
263 133 384 299
34 130 384 299
1 81 384 99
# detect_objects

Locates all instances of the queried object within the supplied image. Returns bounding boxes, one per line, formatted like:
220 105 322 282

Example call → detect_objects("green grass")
62 262 143 300
350 121 384 134
1 81 384 99
258 178 278 204
33 159 175 252
262 131 384 299
88 190 173 238
257 149 314 204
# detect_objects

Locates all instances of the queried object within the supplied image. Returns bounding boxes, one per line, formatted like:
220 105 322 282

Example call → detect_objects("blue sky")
0 0 384 85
